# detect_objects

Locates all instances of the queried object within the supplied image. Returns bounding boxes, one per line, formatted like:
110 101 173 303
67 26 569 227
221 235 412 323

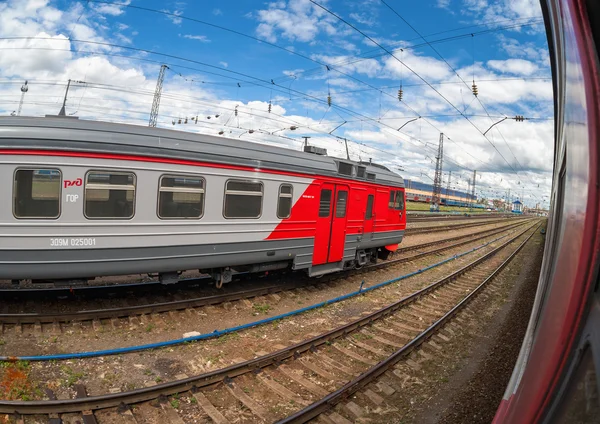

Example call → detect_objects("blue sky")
0 0 552 207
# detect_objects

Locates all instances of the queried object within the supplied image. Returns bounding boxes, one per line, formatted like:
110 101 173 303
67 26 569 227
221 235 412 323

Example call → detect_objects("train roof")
0 116 404 188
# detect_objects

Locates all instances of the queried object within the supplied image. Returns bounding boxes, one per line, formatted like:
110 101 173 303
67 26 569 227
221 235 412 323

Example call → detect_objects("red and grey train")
0 117 406 286
494 0 600 421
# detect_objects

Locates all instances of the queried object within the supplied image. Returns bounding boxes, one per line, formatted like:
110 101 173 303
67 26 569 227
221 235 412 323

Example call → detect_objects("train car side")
0 118 406 284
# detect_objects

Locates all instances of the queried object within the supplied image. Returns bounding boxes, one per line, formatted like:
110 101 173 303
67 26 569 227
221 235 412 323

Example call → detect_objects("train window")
395 191 404 210
336 190 348 218
277 184 293 219
158 175 205 219
224 179 263 218
366 194 374 219
338 162 354 176
357 166 366 178
13 169 61 219
389 190 396 208
84 171 135 219
319 189 332 217
366 172 376 181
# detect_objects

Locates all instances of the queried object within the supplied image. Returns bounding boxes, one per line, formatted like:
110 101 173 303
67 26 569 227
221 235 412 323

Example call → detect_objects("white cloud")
162 9 183 25
94 0 131 16
349 12 376 27
437 0 452 9
213 8 222 16
183 34 211 42
384 48 453 82
255 0 340 43
487 58 539 75
219 61 228 68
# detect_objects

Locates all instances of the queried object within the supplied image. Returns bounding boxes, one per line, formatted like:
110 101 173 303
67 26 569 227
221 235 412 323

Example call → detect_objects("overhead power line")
380 0 540 189
308 0 536 192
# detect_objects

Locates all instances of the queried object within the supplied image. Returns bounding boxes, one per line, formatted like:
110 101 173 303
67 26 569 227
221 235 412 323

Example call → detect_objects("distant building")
512 199 523 214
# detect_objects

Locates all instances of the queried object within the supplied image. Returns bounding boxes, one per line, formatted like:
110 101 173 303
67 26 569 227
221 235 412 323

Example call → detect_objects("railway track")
0 219 534 329
407 213 512 223
404 217 523 235
0 220 540 422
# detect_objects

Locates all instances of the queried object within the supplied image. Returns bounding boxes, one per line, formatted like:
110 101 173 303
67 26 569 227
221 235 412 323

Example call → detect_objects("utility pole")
507 188 511 211
430 133 444 212
470 170 477 210
467 178 471 208
17 81 28 116
58 79 71 116
344 138 350 160
446 170 451 203
149 64 168 127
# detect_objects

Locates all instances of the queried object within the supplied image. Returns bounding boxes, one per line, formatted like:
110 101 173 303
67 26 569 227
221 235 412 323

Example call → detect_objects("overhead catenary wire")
308 0 537 195
380 0 541 189
1 37 539 182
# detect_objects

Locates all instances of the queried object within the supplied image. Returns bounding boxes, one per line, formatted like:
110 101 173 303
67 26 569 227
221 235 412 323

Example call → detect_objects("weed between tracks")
0 360 42 401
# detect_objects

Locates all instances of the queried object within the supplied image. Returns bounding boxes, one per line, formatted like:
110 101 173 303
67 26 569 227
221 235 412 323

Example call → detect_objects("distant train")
406 191 486 209
0 117 406 286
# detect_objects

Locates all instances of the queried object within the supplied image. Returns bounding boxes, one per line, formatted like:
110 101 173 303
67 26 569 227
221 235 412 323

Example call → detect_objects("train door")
328 185 349 262
363 190 376 238
313 183 349 265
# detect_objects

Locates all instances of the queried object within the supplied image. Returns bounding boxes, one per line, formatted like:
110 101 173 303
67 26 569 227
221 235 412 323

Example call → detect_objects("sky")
0 0 553 208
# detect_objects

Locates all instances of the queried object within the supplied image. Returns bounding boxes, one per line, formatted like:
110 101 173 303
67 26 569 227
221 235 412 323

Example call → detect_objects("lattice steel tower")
470 170 477 209
430 133 444 212
17 81 28 116
149 64 168 127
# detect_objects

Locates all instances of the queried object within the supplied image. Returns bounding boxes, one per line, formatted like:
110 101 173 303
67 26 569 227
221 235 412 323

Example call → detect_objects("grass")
406 201 489 213
252 303 271 315
60 365 85 387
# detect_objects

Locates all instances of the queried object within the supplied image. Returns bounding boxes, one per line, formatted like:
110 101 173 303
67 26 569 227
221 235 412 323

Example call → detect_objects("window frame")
156 174 206 220
335 190 348 218
13 167 62 220
83 170 137 220
395 190 405 210
366 194 374 219
276 183 293 219
319 188 333 218
222 178 264 219
389 190 396 208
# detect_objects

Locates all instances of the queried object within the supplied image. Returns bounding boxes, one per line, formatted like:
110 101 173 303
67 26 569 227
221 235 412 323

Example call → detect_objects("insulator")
327 95 332 107
235 107 238 117
268 101 272 113
207 116 211 119
172 120 175 125
184 117 188 124
397 88 403 102
215 114 220 118
178 118 182 124
218 130 224 135
472 83 478 97
249 129 254 134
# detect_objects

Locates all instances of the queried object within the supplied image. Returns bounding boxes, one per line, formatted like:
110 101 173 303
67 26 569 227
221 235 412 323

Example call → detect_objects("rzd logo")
64 178 82 188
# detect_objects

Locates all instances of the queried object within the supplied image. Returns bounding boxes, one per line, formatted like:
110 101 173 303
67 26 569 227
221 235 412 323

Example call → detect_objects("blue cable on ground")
1 233 509 361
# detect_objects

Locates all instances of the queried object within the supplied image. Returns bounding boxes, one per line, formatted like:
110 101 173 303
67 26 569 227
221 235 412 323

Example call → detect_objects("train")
493 0 600 421
0 117 406 287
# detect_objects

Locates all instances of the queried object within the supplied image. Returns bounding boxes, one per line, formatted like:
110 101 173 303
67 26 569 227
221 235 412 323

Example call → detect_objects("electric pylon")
17 81 28 116
470 170 477 209
149 64 168 127
430 133 444 212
